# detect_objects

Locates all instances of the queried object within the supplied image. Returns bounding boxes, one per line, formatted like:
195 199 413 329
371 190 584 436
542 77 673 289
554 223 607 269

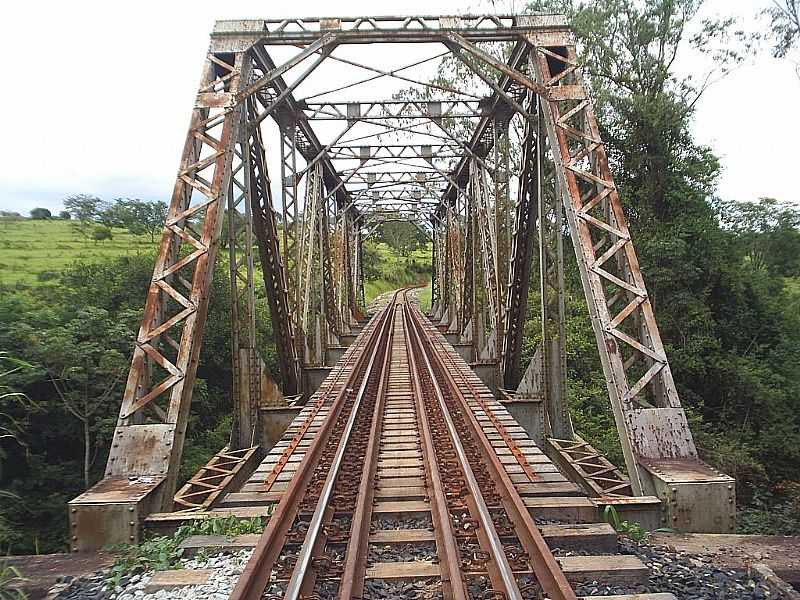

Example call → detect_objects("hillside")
0 219 156 286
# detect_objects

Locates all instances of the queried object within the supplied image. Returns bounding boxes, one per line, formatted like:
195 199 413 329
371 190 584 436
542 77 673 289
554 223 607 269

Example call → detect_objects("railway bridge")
69 13 734 599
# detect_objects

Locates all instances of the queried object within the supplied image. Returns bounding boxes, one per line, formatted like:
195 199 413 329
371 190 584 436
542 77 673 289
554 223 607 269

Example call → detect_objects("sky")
0 0 797 216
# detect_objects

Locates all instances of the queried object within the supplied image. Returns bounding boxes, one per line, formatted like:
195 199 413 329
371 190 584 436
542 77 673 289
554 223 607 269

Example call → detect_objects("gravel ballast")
47 537 793 599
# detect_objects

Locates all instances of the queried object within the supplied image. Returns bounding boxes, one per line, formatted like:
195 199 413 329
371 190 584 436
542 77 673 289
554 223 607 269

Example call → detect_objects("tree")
63 194 101 223
719 197 800 276
0 352 35 482
64 194 101 239
58 211 71 220
30 208 51 220
764 0 800 58
122 199 168 243
92 225 113 243
39 309 128 489
377 221 426 255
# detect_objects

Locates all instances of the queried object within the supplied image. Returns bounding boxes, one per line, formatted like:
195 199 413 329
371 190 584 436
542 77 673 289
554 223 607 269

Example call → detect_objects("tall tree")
64 194 102 239
108 198 168 242
38 308 129 488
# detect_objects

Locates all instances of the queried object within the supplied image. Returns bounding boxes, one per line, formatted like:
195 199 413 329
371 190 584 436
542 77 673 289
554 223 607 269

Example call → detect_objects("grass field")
0 219 157 286
0 220 436 309
363 241 432 308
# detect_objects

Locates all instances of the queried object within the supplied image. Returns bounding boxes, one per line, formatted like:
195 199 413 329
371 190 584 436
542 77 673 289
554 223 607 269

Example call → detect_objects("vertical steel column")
249 101 301 396
228 102 260 449
502 94 539 389
536 98 573 440
493 112 512 365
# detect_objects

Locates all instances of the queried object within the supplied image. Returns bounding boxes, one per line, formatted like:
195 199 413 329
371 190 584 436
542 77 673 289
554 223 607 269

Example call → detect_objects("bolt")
130 521 135 526
71 508 77 513
130 535 135 540
129 507 135 512
72 535 77 540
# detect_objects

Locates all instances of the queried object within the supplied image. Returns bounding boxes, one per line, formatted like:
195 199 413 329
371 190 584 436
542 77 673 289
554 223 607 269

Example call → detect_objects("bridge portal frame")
69 13 733 552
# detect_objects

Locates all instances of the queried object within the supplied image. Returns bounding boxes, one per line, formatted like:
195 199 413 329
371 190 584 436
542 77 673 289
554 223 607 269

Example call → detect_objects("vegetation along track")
230 290 596 599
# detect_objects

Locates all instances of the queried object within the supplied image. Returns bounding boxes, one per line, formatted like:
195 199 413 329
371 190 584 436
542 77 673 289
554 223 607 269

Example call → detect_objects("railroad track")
218 290 657 600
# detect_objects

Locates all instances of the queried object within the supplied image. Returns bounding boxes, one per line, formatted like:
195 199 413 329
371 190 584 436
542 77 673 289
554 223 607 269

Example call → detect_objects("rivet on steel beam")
129 507 135 512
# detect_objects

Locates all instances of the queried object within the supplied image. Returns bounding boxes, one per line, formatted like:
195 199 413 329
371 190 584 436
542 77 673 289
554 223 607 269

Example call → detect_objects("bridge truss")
70 14 733 551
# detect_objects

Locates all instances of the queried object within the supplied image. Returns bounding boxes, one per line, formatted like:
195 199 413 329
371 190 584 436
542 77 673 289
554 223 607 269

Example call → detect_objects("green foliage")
63 194 101 223
106 517 265 587
92 226 113 243
0 219 159 286
763 0 800 59
603 505 648 542
100 199 168 243
737 491 800 535
0 564 27 600
180 515 265 538
376 221 427 256
107 534 185 588
0 251 255 553
29 208 50 220
362 241 432 305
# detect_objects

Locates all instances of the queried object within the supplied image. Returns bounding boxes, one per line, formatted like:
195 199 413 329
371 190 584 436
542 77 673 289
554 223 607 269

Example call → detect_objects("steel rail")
229 294 399 600
411 303 578 600
260 316 373 492
283 295 393 600
338 292 398 599
402 299 468 600
403 299 524 600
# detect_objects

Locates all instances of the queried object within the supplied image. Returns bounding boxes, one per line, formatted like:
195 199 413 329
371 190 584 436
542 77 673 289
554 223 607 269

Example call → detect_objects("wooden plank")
179 534 262 556
373 500 430 515
560 555 649 584
366 561 440 579
377 476 426 488
369 529 435 544
219 492 280 507
539 523 617 553
374 486 426 499
516 482 582 496
524 497 598 523
144 569 213 591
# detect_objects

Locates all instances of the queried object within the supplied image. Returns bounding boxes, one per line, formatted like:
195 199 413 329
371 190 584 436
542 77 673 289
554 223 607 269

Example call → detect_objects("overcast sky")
0 0 797 216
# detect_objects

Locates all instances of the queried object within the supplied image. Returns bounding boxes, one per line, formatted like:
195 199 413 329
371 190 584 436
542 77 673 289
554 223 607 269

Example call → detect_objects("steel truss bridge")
69 14 734 591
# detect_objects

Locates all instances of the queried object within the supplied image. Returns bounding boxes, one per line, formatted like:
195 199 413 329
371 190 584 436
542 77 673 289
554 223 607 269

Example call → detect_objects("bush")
29 208 51 220
92 226 113 243
36 271 58 282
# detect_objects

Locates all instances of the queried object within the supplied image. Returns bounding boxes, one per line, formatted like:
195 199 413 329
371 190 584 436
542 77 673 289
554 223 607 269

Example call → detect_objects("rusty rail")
406 299 578 600
229 292 399 600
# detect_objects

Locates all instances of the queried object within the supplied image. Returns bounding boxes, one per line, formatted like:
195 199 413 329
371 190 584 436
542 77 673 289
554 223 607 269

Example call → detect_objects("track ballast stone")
573 538 783 599
48 538 792 599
